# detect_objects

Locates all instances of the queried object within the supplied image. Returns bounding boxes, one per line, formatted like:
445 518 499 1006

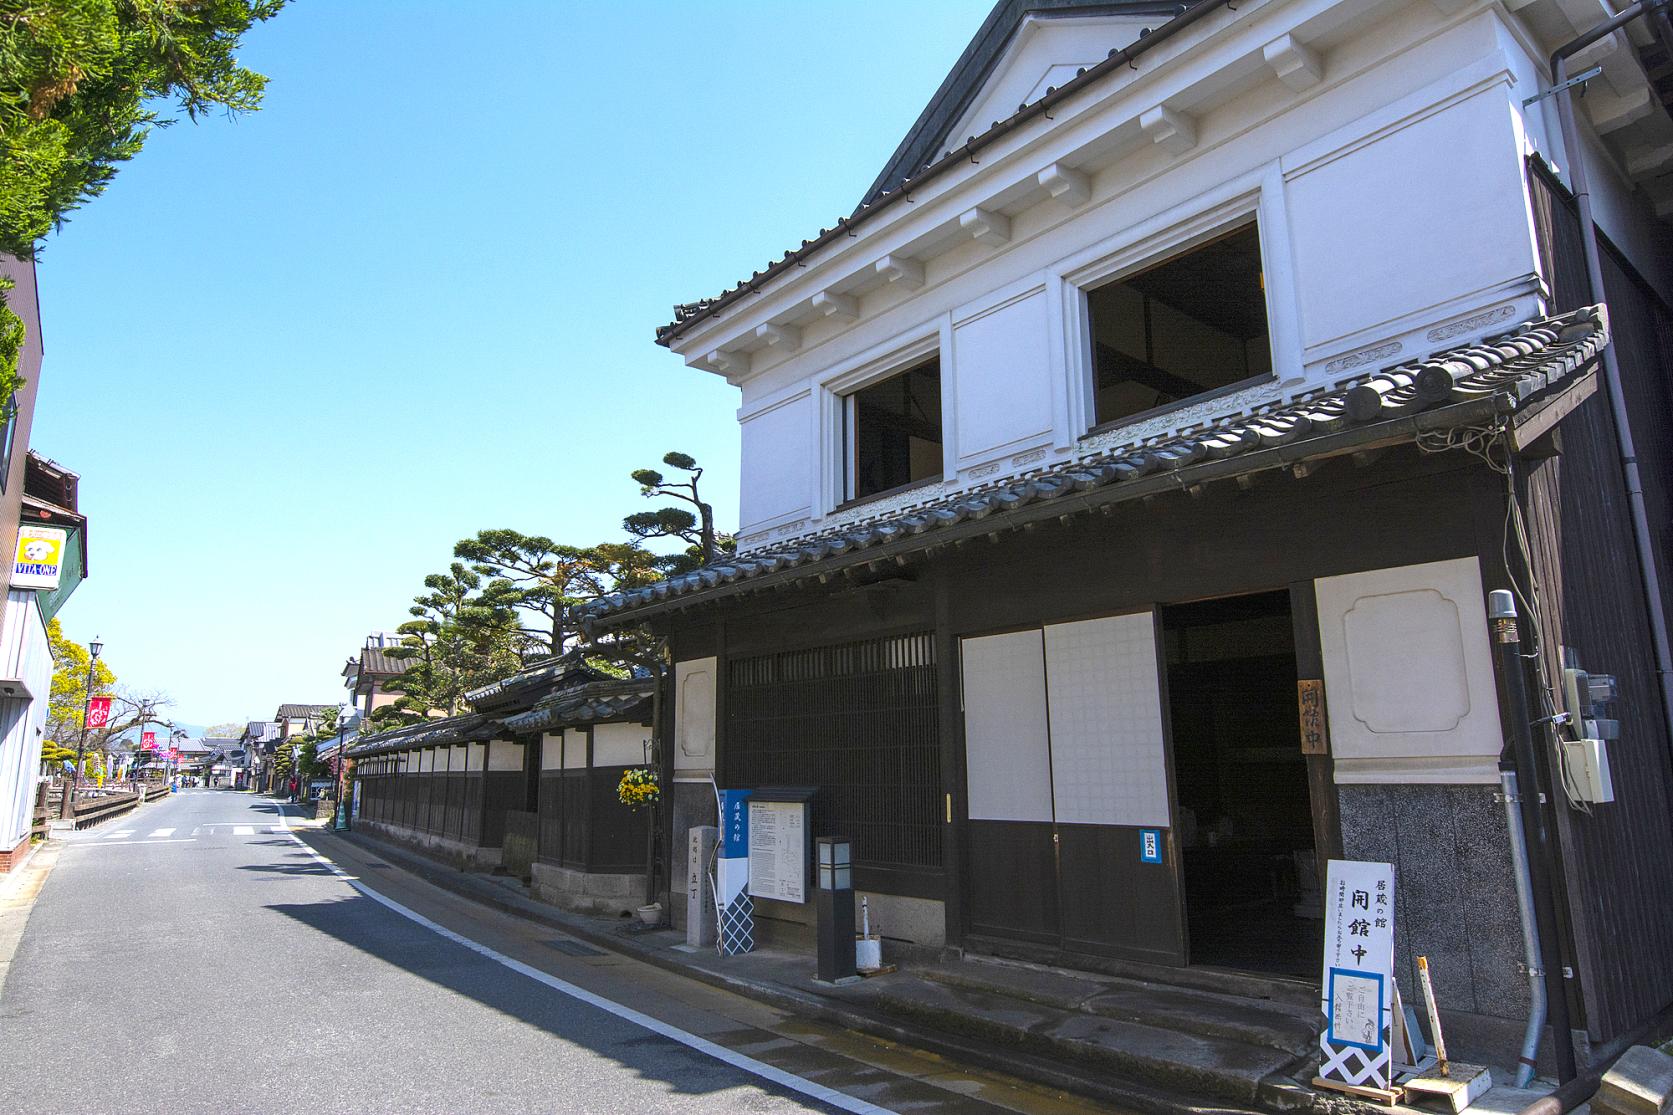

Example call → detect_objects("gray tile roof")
347 678 654 758
501 679 654 735
356 646 406 677
275 703 332 719
347 713 494 758
591 305 1609 626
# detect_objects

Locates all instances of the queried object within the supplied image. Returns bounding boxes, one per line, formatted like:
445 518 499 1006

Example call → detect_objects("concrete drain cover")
545 939 605 957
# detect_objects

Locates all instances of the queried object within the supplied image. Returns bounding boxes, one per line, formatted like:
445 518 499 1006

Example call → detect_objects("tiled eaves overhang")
584 305 1609 629
502 680 655 735
656 0 1231 347
348 713 494 759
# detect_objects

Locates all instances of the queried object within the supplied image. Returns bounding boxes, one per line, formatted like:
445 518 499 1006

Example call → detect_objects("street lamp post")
60 637 103 820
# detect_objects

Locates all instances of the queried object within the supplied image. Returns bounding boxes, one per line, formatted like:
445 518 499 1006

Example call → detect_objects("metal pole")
1489 590 1579 1083
61 643 101 820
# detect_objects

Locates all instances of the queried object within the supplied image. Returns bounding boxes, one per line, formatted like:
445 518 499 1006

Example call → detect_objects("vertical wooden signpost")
1315 859 1399 1103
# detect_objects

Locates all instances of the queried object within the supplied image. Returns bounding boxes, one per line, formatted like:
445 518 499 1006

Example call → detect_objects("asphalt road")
0 791 1107 1115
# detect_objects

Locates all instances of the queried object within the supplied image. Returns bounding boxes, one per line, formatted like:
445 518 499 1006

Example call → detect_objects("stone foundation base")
359 820 502 870
0 833 31 872
530 861 647 918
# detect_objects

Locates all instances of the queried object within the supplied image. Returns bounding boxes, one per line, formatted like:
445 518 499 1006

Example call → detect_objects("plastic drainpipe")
1502 768 1548 1087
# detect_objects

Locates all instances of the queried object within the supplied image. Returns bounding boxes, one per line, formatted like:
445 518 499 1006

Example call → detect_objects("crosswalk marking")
103 830 134 840
232 825 254 836
149 828 174 838
269 826 286 833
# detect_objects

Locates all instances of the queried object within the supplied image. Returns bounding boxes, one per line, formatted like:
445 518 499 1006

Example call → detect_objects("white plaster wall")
951 284 1055 469
541 733 563 771
561 730 587 770
704 5 1597 552
592 722 652 768
738 391 813 536
1315 557 1504 784
488 740 524 772
673 657 716 781
466 742 485 771
0 593 51 849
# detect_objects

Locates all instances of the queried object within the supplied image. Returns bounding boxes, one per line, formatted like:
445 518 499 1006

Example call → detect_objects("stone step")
961 935 1320 1010
922 961 1319 1055
861 974 1303 1106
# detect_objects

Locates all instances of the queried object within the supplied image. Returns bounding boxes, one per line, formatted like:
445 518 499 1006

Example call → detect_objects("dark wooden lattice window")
724 632 942 895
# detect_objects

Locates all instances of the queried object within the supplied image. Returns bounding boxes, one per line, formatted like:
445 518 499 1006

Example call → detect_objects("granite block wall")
1339 783 1530 1022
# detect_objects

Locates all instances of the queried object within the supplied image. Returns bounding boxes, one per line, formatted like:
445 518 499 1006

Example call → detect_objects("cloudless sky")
32 0 993 729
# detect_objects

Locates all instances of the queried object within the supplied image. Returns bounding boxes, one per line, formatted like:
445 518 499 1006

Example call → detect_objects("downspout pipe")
1549 2 1673 754
1489 590 1579 1084
1501 768 1549 1087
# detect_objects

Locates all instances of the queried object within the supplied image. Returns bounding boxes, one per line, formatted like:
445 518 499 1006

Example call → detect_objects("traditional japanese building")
348 658 657 915
578 0 1673 1073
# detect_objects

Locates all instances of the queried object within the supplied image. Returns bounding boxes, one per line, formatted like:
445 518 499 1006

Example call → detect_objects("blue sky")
32 0 993 728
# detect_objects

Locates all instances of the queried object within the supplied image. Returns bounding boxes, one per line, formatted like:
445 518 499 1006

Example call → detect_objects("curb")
317 828 1292 1115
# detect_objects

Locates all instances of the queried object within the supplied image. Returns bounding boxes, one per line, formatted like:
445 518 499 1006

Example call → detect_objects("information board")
1318 859 1396 1094
747 799 808 903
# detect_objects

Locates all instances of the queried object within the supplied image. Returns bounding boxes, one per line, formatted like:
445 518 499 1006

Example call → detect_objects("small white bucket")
855 935 883 972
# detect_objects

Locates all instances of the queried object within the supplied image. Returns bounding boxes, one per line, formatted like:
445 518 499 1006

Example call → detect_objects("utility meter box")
1561 738 1615 804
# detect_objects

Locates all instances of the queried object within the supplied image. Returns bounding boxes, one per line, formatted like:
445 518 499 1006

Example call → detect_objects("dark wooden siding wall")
724 633 943 897
1527 164 1673 1042
352 748 496 849
532 733 649 873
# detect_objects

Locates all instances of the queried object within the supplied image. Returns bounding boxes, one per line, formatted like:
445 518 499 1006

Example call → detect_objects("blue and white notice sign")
1318 859 1396 1093
1139 829 1163 864
715 790 754 956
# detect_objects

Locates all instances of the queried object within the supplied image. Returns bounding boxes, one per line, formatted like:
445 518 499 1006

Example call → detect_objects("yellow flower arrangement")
617 767 660 809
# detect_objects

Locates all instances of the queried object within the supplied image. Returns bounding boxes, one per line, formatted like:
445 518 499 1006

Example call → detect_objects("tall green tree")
0 0 287 402
376 563 525 726
453 531 617 657
624 452 734 573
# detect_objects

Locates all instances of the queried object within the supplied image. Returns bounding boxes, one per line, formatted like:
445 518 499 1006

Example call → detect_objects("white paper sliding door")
1043 613 1171 828
961 629 1052 823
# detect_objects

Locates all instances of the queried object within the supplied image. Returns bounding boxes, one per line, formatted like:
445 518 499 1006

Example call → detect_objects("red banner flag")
86 696 112 729
141 731 156 750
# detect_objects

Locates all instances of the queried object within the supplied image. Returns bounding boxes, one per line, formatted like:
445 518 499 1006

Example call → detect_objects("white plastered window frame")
1056 161 1303 443
816 321 953 513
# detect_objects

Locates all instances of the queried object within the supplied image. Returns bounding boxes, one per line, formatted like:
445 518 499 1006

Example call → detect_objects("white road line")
67 838 196 847
232 826 254 836
268 826 287 833
102 830 134 840
280 829 894 1115
149 828 175 838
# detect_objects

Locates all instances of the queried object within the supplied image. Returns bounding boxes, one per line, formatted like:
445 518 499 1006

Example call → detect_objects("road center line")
278 822 894 1115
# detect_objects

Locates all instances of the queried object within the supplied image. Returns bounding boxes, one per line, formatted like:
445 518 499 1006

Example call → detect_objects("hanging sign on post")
1315 859 1397 1100
141 731 157 750
86 697 112 729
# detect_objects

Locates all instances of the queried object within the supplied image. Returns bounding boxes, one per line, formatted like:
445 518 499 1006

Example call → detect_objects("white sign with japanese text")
747 799 808 903
1319 859 1396 1092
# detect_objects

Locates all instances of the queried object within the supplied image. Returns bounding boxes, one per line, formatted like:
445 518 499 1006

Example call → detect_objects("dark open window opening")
845 357 943 501
1162 590 1321 978
1087 224 1271 430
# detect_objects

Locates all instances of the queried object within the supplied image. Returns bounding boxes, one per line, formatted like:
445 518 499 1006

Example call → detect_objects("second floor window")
1087 223 1271 430
844 356 943 502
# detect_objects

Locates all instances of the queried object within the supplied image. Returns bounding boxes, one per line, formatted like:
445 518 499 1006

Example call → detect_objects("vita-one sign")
12 525 67 591
1318 859 1396 1094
